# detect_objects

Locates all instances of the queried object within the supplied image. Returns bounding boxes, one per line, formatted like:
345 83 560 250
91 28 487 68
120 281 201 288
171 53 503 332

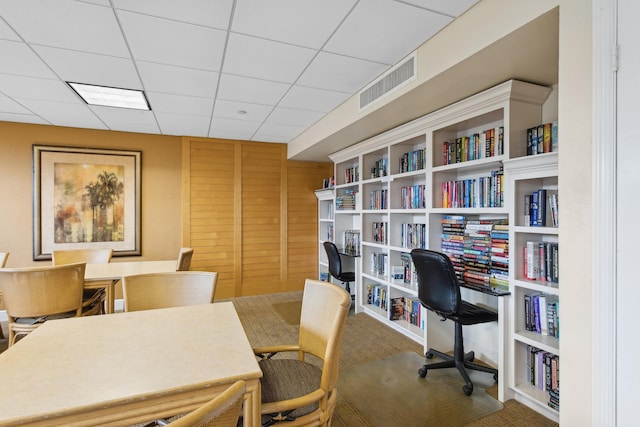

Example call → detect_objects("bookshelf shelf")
324 80 556 417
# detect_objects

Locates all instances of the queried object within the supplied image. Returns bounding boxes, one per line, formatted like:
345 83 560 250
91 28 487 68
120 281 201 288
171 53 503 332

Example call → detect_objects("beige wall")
0 121 182 267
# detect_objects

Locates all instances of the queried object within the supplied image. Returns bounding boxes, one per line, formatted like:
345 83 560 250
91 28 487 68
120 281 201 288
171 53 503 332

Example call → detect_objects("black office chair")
323 241 355 295
411 248 498 396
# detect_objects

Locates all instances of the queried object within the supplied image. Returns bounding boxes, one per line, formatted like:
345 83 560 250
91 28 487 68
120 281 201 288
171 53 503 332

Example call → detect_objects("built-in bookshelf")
325 80 555 415
503 151 559 421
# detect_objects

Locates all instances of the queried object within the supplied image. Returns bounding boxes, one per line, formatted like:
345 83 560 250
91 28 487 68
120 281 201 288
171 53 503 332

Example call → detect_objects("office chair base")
418 348 498 396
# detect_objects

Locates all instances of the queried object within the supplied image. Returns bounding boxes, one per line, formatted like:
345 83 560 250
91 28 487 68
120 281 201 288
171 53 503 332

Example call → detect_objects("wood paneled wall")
182 137 332 298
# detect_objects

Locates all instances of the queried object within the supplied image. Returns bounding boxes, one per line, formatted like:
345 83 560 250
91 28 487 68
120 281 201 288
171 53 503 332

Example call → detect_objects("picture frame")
33 145 141 260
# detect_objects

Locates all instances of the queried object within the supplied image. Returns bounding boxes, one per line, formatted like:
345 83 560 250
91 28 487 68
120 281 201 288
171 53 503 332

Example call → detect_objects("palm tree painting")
53 163 125 243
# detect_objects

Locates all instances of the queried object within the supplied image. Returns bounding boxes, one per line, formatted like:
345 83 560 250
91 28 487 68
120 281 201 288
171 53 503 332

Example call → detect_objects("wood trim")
181 137 191 247
234 142 243 297
280 145 287 285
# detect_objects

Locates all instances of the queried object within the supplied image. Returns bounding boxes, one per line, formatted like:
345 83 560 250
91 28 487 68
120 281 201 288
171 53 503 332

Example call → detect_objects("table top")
0 302 262 426
84 259 177 280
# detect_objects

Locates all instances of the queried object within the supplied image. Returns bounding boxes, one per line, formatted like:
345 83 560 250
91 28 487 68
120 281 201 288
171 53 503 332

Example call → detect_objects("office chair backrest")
52 248 113 265
411 249 461 316
323 241 343 279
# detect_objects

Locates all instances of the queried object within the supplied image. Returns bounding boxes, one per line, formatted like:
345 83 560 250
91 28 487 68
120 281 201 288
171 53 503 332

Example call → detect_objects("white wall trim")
592 0 617 425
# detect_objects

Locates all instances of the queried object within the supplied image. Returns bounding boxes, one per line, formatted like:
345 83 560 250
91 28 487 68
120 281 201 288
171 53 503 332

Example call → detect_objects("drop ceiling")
0 0 479 157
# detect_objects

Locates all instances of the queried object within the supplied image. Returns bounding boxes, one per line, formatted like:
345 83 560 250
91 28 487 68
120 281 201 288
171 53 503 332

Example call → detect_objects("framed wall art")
33 145 141 260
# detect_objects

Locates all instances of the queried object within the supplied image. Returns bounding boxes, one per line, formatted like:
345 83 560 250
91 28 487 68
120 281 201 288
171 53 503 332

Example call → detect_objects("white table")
0 302 262 426
84 260 177 314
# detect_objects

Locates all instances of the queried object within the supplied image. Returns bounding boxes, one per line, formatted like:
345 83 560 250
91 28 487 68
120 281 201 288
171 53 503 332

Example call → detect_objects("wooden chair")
52 248 112 316
253 279 351 426
166 380 246 427
122 271 218 312
0 263 85 347
176 247 194 271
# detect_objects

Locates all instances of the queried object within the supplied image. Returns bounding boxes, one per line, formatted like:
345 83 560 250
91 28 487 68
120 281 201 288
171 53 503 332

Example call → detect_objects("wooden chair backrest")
122 271 218 312
52 248 113 265
0 263 85 318
166 380 245 427
298 279 351 393
0 252 8 268
176 248 194 271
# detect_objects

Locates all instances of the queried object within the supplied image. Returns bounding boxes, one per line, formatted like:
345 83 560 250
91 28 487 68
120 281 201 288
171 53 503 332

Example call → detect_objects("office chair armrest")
253 344 300 360
260 389 326 416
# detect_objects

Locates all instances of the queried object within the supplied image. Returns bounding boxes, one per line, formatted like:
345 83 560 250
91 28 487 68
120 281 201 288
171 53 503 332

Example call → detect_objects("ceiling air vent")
359 53 416 109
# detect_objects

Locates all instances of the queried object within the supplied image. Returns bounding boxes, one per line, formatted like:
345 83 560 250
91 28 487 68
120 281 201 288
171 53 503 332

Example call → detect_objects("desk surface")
0 302 262 426
84 259 177 281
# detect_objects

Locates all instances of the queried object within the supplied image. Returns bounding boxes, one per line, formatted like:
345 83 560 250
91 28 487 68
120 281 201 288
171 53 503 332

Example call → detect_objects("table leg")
244 378 261 427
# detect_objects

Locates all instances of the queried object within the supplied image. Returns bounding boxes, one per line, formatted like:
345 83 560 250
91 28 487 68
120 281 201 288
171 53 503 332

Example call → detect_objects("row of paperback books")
524 292 559 338
321 176 335 189
389 296 424 329
368 189 388 209
369 252 387 276
440 167 504 208
400 223 426 250
399 148 426 173
441 215 510 292
526 345 560 410
366 283 387 310
400 184 426 209
344 166 359 183
523 241 559 283
442 126 504 165
399 252 418 288
371 222 388 244
526 121 558 156
524 189 558 227
369 158 387 179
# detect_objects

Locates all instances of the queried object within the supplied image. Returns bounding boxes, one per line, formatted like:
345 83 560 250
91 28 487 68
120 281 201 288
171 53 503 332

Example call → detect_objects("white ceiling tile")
254 122 305 142
297 52 389 93
209 117 262 140
33 46 142 89
0 0 129 57
0 112 48 125
81 0 112 6
267 107 324 128
15 98 108 129
325 0 452 64
213 99 274 122
0 18 20 40
0 95 31 114
0 75 79 103
118 11 226 71
146 92 213 116
400 0 480 17
279 85 350 113
217 74 290 105
113 0 234 30
0 40 57 79
155 112 211 137
223 33 316 83
90 105 160 134
232 0 356 49
136 62 218 98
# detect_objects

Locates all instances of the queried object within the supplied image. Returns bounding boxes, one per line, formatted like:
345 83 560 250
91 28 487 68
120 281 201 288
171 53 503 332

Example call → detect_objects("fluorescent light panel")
67 82 150 110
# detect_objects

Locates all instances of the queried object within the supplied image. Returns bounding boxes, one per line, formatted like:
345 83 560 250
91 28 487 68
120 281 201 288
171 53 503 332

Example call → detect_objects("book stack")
370 252 388 276
524 189 558 227
344 166 359 183
343 230 360 255
370 158 387 178
371 222 388 244
400 184 426 209
462 220 493 287
441 215 466 283
335 189 357 210
366 283 387 311
526 121 558 156
321 176 335 189
404 297 423 329
526 346 560 411
369 189 388 209
490 222 509 292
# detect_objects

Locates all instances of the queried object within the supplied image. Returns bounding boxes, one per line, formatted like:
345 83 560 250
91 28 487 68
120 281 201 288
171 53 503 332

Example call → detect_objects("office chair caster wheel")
463 384 473 396
418 366 427 378
425 351 434 359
